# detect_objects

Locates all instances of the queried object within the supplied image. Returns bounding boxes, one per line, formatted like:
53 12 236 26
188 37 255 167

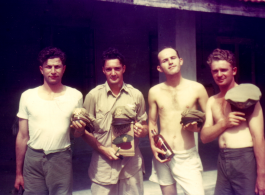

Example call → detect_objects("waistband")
28 145 71 155
219 147 253 158
173 146 197 155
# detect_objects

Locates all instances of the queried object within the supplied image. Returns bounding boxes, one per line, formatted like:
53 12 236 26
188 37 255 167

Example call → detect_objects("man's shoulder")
208 95 219 105
149 83 163 94
90 84 105 93
21 86 39 97
124 83 143 95
184 79 204 90
84 84 106 99
66 86 82 97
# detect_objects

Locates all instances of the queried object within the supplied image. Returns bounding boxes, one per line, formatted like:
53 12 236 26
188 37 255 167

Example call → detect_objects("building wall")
1 0 265 172
0 1 158 159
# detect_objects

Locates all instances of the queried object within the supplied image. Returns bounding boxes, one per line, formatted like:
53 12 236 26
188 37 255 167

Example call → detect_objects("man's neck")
219 80 237 97
42 81 65 94
108 82 123 96
165 72 183 88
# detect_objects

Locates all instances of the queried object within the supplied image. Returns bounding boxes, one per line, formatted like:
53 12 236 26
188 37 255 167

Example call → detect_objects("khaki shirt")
83 82 147 185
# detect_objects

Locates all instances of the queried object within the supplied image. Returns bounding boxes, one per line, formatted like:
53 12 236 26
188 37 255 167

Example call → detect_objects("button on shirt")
83 82 147 185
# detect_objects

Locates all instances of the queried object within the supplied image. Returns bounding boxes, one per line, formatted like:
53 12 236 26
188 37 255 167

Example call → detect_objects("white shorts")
149 147 204 195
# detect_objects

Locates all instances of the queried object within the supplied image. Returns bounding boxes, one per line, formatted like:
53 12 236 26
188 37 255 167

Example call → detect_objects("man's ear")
179 58 184 66
39 66 44 75
157 65 163 73
102 66 106 75
232 67 237 76
122 65 126 73
63 65 66 73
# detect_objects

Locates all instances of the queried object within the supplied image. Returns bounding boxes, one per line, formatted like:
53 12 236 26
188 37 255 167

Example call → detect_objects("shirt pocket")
95 108 106 119
94 106 111 134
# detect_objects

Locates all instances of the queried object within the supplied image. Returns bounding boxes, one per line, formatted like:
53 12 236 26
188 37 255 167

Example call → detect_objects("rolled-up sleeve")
83 92 96 118
136 93 148 122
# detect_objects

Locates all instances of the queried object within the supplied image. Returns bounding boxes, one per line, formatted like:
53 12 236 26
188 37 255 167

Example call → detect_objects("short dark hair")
158 47 180 59
102 47 125 66
207 48 236 68
38 47 66 66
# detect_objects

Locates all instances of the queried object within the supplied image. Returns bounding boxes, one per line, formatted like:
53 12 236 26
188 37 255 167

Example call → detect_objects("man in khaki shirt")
72 47 148 195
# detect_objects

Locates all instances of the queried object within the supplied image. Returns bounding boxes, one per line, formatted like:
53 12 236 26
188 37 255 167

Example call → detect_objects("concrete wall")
1 0 265 170
0 1 158 159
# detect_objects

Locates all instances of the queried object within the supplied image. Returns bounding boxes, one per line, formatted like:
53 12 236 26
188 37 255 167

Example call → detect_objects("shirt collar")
105 82 129 96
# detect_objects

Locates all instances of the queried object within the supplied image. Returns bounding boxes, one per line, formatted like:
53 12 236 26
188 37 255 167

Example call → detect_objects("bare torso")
211 95 253 148
154 80 202 151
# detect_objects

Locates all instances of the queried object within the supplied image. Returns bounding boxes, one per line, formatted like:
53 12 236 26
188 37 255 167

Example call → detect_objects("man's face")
157 48 183 75
210 60 237 87
39 58 66 85
102 59 125 86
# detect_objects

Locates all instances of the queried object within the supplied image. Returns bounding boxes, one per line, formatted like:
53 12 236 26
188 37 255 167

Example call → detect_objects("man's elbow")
17 131 29 142
200 131 210 144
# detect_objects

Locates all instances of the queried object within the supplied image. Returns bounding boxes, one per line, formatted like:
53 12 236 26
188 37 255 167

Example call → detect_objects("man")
72 47 148 195
14 47 83 195
148 47 208 195
201 48 265 195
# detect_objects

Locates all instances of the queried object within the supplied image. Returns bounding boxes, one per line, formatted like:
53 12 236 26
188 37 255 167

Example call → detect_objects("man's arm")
134 121 148 138
183 84 208 132
248 102 265 195
80 92 119 160
70 93 85 138
14 118 29 190
134 91 149 138
148 87 167 163
201 97 246 143
82 131 119 160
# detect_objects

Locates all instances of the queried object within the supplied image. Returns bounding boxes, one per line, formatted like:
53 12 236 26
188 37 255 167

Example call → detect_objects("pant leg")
45 149 73 195
118 168 144 195
91 168 143 195
230 150 256 195
91 182 118 195
23 147 49 195
149 156 175 186
214 154 234 195
169 149 204 195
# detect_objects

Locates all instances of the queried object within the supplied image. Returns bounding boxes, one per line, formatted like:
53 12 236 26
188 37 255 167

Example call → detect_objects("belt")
28 145 71 155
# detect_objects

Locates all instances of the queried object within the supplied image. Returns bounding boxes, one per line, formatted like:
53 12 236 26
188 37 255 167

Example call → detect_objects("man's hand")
183 121 200 132
150 132 171 163
150 144 171 163
134 122 148 138
70 120 86 137
14 174 24 190
255 175 265 195
220 112 246 129
100 146 119 161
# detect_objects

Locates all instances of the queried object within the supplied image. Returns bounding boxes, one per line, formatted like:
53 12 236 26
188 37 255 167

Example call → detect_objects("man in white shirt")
14 47 83 195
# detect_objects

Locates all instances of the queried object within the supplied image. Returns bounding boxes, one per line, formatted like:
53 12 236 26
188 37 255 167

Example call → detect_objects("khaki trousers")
91 168 143 195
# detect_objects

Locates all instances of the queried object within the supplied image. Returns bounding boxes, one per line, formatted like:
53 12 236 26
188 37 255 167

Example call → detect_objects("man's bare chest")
212 99 231 123
156 90 198 113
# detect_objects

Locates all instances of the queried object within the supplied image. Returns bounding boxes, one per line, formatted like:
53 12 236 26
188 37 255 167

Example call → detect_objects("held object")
151 129 174 160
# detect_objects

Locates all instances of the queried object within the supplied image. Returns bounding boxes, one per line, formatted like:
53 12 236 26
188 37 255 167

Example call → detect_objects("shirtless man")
148 47 208 195
201 48 265 195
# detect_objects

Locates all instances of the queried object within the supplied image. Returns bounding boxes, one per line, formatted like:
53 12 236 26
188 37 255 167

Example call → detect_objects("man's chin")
46 79 61 85
109 79 119 84
166 71 179 76
216 81 228 86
